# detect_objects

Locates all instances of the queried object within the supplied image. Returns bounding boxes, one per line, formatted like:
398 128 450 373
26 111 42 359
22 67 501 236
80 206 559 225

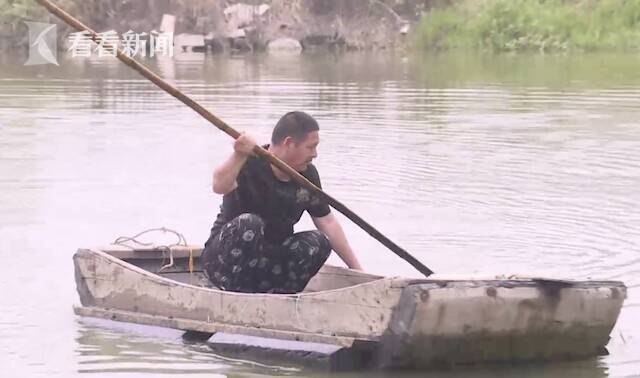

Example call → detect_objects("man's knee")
315 230 330 246
308 230 331 257
212 213 265 249
234 213 264 229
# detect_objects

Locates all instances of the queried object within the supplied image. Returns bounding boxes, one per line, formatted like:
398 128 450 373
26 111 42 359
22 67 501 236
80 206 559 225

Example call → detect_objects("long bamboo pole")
36 0 434 277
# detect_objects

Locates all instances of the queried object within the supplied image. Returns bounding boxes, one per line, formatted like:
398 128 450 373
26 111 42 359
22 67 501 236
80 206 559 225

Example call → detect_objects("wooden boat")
73 245 626 370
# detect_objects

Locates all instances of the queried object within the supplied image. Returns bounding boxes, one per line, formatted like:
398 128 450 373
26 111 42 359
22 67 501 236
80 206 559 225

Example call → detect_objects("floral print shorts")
202 213 331 294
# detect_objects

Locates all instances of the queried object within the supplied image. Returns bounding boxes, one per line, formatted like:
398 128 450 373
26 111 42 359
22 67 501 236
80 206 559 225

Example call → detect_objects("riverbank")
413 0 640 52
4 0 639 55
1 0 429 53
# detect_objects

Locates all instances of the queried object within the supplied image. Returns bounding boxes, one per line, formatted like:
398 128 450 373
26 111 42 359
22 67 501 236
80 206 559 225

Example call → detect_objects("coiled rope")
112 227 194 274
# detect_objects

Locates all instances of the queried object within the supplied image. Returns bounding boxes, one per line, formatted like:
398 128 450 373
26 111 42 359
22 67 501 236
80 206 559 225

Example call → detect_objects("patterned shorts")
202 213 331 294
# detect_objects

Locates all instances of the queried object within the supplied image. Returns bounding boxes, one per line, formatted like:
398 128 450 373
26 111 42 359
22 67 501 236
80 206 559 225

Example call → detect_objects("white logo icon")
25 21 59 66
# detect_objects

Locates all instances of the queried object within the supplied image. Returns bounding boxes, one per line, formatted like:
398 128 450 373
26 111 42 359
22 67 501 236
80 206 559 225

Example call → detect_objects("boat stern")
378 278 626 369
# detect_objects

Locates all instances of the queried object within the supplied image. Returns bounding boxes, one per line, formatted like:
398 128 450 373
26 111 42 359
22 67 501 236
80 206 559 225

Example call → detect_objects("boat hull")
73 247 626 370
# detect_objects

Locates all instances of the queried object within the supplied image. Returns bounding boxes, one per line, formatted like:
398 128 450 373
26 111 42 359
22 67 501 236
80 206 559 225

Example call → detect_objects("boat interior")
98 245 385 292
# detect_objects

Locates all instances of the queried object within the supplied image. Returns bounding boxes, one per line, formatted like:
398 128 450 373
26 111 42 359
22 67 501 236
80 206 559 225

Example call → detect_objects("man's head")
270 111 320 172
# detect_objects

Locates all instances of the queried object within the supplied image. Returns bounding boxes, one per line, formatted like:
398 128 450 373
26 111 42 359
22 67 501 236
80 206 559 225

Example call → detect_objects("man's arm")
313 212 363 270
212 133 256 195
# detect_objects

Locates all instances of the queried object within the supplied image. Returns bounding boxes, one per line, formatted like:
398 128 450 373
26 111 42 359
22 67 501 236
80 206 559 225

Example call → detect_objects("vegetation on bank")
0 0 76 23
413 0 640 52
0 0 77 45
3 0 640 53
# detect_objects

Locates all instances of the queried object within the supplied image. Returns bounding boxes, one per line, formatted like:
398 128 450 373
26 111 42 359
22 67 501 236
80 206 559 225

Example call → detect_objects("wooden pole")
36 0 434 277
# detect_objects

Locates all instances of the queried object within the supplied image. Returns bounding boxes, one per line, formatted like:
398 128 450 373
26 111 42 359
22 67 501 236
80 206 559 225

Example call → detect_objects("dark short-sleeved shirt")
210 152 331 244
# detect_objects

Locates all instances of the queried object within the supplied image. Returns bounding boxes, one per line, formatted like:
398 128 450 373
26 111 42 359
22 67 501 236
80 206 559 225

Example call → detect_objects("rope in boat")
112 227 194 274
113 227 187 247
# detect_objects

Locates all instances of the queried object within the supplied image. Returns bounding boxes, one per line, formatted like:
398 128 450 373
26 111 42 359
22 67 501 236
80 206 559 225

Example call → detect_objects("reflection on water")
0 51 639 377
75 319 297 376
75 321 610 378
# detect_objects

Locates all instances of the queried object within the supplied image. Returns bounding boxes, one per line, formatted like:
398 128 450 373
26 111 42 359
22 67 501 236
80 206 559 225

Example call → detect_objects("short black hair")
271 111 319 145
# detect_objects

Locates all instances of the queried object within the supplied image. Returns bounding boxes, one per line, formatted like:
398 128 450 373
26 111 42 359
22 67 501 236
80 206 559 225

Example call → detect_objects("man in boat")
202 111 362 294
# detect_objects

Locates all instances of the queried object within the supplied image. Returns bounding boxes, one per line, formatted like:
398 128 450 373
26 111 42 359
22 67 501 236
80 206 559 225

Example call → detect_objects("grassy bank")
0 0 77 48
413 0 640 52
0 0 77 24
